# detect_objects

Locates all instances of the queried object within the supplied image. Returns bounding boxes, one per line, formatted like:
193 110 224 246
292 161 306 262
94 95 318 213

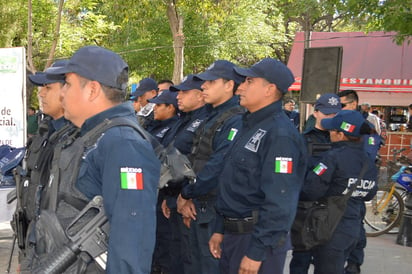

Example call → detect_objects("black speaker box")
299 47 343 103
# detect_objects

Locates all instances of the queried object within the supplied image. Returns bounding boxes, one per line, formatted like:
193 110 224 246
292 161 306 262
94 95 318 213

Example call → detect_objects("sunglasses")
341 101 354 108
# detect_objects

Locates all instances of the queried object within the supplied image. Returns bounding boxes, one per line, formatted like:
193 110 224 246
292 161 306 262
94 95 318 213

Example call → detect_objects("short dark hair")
409 104 412 110
158 79 174 86
337 89 359 103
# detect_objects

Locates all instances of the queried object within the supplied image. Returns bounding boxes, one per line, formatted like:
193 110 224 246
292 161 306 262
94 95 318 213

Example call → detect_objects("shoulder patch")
244 129 266 152
274 157 293 174
120 167 144 190
313 162 327 176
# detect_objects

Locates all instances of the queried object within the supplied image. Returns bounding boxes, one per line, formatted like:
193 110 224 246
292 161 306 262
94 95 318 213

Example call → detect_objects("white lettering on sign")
341 78 412 86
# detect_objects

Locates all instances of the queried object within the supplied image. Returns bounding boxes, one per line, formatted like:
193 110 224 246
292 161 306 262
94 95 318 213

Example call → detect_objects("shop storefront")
287 31 412 163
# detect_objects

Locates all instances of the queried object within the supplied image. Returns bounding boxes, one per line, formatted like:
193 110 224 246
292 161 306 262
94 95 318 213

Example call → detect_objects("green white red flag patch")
120 167 144 190
313 162 327 176
340 121 355 132
275 157 293 174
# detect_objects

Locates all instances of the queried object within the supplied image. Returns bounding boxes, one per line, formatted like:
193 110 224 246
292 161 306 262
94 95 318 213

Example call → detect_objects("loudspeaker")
300 47 343 103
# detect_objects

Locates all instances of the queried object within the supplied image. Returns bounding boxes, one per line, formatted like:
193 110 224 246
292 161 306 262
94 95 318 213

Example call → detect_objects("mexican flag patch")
368 136 375 145
340 121 355 132
313 162 327 176
227 128 238 141
274 157 293 174
120 167 144 190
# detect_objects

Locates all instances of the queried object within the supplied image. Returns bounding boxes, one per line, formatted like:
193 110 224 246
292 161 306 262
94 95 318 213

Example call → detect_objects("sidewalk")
1 221 412 273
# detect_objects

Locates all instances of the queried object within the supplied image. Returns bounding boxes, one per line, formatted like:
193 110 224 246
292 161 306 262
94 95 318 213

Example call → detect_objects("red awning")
287 32 412 93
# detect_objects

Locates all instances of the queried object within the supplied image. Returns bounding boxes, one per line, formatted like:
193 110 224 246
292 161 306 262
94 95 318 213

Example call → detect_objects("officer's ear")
88 80 102 102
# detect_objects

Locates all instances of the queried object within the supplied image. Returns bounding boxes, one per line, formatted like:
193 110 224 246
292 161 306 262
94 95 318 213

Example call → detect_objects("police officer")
132 77 159 130
161 74 209 274
289 93 342 274
177 60 245 274
146 89 180 274
338 89 380 274
39 46 160 273
147 89 180 146
17 60 76 268
300 110 378 274
209 58 307 274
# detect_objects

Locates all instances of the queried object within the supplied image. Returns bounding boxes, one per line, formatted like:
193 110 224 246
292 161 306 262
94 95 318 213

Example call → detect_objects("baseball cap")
314 93 341 115
169 74 203 92
234 58 294 93
48 46 128 91
148 90 178 108
132 78 158 97
194 60 245 84
321 110 366 137
29 60 68 86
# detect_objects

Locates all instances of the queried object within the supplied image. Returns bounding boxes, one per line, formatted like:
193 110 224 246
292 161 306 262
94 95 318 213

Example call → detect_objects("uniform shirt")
301 141 378 238
173 106 209 155
147 115 180 146
284 109 300 130
181 96 243 199
303 127 331 166
215 100 307 261
76 102 161 274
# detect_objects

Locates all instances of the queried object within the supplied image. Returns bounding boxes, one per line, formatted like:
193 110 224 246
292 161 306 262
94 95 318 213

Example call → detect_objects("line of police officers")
12 45 378 274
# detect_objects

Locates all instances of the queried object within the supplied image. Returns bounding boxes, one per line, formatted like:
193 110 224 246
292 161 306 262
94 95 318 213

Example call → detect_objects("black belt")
223 211 258 234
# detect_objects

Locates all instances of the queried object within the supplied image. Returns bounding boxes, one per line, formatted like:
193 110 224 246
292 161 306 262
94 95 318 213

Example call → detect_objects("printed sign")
0 47 26 147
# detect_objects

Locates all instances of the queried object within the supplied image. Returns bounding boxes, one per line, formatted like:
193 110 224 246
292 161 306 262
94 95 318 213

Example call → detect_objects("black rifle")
10 167 28 249
32 196 109 274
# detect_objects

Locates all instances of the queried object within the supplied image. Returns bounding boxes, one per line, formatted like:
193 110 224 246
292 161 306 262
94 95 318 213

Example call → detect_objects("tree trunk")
44 0 64 69
27 0 35 74
166 0 184 84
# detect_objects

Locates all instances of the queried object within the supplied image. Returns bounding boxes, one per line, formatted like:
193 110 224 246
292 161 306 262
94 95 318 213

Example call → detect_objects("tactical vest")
42 117 152 228
189 105 244 174
26 117 150 274
21 119 77 224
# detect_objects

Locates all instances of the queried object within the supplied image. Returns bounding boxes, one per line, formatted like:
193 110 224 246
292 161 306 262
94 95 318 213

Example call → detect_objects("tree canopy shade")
0 0 410 86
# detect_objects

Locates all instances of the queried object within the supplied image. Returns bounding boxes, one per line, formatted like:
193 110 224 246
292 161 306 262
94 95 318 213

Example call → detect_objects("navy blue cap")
321 110 366 137
29 60 68 86
169 74 203 92
314 93 342 115
148 90 178 108
48 46 128 91
234 58 294 93
132 78 158 97
194 60 245 84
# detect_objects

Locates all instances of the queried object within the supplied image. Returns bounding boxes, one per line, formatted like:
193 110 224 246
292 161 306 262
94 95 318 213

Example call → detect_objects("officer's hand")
176 194 187 214
182 216 191 228
238 256 262 274
208 233 223 259
161 199 171 219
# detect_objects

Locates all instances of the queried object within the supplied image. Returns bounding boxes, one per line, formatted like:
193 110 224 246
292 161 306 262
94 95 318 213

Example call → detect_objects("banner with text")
0 47 26 148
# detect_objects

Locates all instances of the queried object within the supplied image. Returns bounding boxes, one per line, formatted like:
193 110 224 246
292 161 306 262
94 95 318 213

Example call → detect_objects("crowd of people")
13 45 383 274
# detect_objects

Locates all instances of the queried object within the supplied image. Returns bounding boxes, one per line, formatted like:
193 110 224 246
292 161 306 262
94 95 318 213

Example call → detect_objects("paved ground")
1 221 412 273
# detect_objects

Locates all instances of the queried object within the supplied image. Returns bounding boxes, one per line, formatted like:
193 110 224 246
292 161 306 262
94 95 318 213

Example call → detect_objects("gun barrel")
32 244 78 274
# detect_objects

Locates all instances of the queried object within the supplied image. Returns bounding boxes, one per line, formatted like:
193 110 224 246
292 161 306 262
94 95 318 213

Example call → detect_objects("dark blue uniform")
147 115 180 273
180 96 243 274
300 141 378 274
290 127 331 274
215 101 307 274
75 102 161 274
284 109 300 130
148 116 180 146
163 105 209 274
